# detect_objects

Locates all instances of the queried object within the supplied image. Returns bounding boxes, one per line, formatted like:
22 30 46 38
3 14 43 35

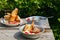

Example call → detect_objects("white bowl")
26 16 46 24
19 24 44 38
26 16 46 20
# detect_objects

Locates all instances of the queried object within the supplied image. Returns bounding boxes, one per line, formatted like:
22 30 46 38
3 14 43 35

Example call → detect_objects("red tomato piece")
13 21 17 24
27 18 30 21
30 30 33 33
24 32 29 34
8 21 17 24
8 22 12 24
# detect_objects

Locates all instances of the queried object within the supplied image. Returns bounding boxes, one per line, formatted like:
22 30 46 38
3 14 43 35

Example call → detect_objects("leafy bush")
0 0 60 18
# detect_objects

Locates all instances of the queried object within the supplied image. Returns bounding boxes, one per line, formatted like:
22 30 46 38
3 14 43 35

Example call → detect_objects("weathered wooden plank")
0 30 55 40
0 18 55 40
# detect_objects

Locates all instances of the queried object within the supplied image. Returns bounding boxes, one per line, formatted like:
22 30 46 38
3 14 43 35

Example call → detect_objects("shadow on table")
0 23 20 27
14 32 40 40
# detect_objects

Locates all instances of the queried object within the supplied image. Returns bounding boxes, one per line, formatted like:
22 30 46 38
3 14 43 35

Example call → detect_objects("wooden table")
0 18 55 40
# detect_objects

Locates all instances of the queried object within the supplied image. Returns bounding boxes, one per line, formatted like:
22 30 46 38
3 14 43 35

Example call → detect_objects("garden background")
0 0 60 40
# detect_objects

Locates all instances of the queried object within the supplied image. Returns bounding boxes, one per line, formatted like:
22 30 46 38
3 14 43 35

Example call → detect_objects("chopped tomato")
27 18 30 21
24 32 29 34
8 21 18 24
30 30 33 33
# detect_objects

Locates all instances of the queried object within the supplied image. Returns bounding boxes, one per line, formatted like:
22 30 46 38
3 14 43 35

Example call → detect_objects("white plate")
0 18 26 26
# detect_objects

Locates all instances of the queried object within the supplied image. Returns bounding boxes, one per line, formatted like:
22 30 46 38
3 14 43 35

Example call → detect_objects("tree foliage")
0 0 60 18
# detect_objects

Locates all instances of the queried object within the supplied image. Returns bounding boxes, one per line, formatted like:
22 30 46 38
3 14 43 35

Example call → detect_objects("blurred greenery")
0 0 60 40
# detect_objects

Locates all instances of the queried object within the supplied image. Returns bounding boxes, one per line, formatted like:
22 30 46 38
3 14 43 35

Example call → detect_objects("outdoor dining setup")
0 8 55 40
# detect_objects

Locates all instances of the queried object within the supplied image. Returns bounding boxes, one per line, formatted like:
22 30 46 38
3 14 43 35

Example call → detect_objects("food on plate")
4 15 10 20
11 8 18 15
15 16 20 22
7 13 11 15
9 8 18 22
23 24 32 32
4 8 20 24
23 18 41 34
26 18 30 21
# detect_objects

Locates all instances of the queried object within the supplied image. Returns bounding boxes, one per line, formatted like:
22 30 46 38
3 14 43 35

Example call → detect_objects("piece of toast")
9 15 17 22
9 8 18 22
15 15 20 22
11 8 18 15
23 24 32 32
4 15 10 20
